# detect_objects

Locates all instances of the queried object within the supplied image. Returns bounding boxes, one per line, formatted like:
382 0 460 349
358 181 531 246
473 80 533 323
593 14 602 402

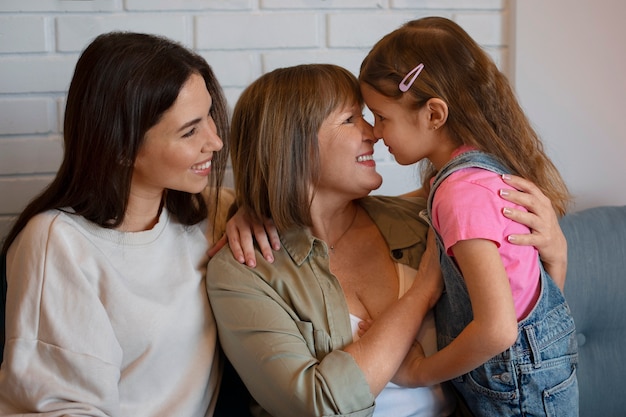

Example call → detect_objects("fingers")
499 174 551 215
502 206 540 235
252 221 274 264
264 218 281 251
499 174 568 284
500 173 557 246
500 173 541 195
224 218 255 266
221 206 281 267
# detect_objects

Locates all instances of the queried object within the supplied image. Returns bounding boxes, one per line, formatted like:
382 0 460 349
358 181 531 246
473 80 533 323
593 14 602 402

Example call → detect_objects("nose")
203 116 223 152
371 120 383 142
358 117 379 143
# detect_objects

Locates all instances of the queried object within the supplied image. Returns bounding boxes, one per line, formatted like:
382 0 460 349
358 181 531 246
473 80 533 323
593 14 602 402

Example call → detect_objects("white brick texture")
0 0 511 241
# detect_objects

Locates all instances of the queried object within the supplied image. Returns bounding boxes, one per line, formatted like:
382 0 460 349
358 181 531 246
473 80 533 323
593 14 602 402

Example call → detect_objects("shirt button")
392 249 403 259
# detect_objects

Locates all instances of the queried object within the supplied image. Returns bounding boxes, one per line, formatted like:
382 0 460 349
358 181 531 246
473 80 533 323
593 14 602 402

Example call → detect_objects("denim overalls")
422 150 579 416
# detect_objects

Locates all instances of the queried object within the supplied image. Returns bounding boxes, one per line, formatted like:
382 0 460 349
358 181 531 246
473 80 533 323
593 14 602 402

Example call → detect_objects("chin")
366 178 383 193
177 180 210 195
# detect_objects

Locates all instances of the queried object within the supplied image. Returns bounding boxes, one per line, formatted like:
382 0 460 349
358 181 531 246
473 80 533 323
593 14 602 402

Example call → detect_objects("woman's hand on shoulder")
208 206 280 267
499 174 567 289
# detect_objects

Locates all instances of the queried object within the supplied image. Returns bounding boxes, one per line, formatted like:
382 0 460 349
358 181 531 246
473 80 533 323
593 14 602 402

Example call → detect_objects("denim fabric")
423 150 579 416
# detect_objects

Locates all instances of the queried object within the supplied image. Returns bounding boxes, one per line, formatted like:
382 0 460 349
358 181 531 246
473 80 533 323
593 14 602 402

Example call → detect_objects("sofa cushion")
559 205 626 416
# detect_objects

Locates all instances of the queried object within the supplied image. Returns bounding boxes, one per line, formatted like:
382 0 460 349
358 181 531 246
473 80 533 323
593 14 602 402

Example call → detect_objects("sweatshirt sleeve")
0 212 123 417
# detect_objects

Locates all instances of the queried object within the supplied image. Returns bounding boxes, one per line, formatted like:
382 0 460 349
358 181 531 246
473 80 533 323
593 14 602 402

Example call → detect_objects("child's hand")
391 340 427 387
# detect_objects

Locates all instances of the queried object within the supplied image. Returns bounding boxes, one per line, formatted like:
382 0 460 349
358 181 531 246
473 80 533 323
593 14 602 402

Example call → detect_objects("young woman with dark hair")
0 32 229 416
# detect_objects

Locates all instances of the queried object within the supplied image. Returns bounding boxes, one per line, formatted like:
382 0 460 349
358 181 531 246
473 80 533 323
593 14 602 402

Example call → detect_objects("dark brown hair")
360 17 570 215
2 31 230 253
230 64 362 231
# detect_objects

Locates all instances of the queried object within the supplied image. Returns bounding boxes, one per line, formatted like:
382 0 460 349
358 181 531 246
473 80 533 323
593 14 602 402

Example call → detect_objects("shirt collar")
279 196 429 266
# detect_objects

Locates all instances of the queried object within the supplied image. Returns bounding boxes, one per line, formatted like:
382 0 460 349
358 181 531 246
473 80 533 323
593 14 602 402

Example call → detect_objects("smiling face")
360 82 436 167
132 73 223 199
316 100 383 200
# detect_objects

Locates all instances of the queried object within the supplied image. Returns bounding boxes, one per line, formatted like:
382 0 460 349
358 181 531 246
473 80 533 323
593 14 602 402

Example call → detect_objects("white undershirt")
349 262 456 417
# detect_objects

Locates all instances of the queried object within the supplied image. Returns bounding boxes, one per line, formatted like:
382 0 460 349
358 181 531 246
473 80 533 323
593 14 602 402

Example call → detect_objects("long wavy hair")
360 17 570 215
2 32 230 254
230 64 362 232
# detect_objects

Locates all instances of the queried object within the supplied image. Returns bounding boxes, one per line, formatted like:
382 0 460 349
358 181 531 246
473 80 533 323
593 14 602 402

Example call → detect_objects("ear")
426 98 448 130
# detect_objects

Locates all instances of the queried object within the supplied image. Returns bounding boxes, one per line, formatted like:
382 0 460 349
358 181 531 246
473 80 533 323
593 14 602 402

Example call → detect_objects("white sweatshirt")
0 208 220 417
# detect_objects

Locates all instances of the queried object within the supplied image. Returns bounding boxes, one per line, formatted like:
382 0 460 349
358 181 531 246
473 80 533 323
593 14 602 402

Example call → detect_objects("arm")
0 215 122 415
343 229 442 395
499 174 567 289
207 230 441 416
407 239 519 386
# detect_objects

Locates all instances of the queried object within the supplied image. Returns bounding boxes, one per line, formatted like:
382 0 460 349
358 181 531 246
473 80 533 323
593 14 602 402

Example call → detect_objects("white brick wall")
0 0 510 241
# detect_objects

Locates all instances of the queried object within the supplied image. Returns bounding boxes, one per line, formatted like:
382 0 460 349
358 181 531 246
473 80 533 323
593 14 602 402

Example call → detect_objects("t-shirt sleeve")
432 169 508 255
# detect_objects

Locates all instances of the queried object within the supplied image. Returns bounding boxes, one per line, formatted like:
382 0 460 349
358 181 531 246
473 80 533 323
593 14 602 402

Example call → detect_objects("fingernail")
265 255 274 263
502 207 512 215
507 235 516 242
246 259 256 268
499 189 510 197
502 174 511 181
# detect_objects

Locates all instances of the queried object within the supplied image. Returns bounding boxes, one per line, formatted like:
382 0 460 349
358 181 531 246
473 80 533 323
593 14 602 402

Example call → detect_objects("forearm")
413 321 512 386
344 287 432 395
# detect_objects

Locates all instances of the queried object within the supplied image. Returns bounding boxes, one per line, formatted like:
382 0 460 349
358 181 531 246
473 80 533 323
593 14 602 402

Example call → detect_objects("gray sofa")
559 205 626 416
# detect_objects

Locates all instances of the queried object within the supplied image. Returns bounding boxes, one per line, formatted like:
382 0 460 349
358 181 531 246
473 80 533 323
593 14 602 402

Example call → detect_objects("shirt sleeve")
207 254 375 417
0 213 123 416
432 169 508 255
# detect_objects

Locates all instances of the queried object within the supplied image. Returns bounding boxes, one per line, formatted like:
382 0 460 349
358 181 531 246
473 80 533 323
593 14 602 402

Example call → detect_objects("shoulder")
14 209 75 248
359 196 429 268
435 168 504 212
440 168 504 194
206 245 261 291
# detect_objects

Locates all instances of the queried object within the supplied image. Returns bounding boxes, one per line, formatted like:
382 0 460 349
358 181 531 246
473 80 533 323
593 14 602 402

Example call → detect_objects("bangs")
316 66 363 116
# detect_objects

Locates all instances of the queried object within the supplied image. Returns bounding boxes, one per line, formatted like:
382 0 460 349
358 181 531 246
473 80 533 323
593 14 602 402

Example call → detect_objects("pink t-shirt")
431 151 540 320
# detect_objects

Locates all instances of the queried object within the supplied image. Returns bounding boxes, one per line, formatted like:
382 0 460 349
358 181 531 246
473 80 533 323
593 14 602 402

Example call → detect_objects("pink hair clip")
398 63 424 92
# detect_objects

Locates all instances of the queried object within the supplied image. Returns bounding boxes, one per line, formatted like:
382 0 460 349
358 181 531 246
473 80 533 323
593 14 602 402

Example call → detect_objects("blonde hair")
360 17 570 215
230 64 363 231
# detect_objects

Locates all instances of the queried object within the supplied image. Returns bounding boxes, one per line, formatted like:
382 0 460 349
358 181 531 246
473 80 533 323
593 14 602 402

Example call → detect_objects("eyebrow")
176 117 202 134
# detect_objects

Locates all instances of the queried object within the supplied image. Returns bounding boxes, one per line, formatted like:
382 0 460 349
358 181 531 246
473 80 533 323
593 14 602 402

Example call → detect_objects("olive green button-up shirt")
207 196 429 417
